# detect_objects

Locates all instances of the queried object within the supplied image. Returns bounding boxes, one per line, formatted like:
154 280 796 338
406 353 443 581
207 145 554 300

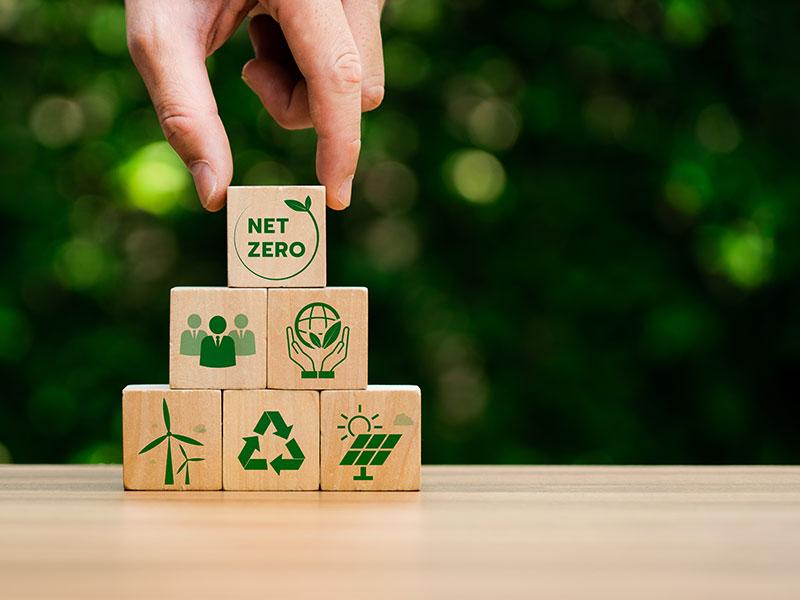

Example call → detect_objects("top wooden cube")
227 186 326 288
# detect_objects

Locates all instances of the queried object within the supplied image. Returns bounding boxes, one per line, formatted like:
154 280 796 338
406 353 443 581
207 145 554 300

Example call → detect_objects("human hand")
125 0 386 212
320 325 350 378
286 326 316 378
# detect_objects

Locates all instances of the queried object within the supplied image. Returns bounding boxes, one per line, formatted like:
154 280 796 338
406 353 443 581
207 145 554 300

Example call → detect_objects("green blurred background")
0 0 797 465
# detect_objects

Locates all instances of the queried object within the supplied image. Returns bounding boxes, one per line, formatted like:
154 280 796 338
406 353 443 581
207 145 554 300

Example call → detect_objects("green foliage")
0 0 798 465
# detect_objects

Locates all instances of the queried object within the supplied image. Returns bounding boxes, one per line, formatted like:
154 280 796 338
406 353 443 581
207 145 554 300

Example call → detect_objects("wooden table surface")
1 465 800 599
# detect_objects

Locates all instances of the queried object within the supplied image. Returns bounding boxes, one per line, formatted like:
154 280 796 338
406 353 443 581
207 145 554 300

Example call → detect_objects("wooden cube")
123 385 222 490
170 287 267 389
227 186 326 288
267 287 367 390
320 386 421 491
223 390 320 491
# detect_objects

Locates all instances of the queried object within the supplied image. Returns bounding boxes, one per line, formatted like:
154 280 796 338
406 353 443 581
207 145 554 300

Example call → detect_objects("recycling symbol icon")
238 410 305 474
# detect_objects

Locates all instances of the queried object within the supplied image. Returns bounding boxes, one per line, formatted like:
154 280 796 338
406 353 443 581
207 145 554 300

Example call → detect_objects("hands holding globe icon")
286 302 351 379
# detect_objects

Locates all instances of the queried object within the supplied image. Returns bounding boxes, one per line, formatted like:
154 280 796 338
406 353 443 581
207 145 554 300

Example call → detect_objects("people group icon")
229 314 256 356
180 313 255 368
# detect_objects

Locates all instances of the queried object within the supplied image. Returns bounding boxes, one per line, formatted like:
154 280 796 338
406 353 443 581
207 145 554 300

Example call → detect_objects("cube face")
320 386 421 491
223 390 320 490
267 287 368 390
227 186 326 288
170 287 267 389
123 385 222 490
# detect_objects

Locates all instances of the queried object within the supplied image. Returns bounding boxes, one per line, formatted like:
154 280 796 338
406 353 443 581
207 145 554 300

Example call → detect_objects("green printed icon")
238 410 305 475
393 413 414 426
181 313 255 368
286 302 350 379
138 398 204 485
180 314 205 355
230 314 256 356
200 316 236 367
234 196 320 281
176 444 205 485
338 405 401 481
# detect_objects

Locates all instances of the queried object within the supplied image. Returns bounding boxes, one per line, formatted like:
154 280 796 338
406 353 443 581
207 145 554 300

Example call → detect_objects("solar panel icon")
339 433 402 480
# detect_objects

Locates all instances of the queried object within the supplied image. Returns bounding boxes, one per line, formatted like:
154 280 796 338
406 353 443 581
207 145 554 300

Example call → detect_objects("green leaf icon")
284 199 307 212
322 321 341 349
304 195 311 210
309 332 322 348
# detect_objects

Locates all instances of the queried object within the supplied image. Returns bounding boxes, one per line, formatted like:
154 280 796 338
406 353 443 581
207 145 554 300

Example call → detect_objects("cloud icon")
393 413 414 426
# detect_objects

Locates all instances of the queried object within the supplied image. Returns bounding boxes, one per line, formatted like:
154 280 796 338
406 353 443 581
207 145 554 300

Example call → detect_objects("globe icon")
294 302 342 349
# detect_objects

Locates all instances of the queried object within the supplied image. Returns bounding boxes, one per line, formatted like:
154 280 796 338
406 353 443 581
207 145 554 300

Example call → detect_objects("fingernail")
190 161 217 210
241 61 254 85
336 176 354 209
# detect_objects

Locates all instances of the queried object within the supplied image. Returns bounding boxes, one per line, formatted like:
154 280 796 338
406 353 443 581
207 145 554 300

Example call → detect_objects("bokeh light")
696 104 741 154
88 4 126 55
466 98 522 151
29 97 85 148
118 141 191 215
124 226 177 282
242 160 295 186
54 237 111 290
664 160 713 216
384 39 430 89
362 217 421 271
385 0 443 32
664 0 710 46
700 224 774 289
0 0 20 32
362 160 418 215
437 365 489 425
446 149 506 204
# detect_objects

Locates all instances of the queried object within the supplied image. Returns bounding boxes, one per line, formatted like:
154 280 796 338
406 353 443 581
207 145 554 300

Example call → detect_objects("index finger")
264 0 363 210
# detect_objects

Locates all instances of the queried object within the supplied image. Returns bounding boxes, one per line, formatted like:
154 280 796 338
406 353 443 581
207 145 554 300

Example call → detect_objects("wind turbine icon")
138 398 204 485
176 444 205 485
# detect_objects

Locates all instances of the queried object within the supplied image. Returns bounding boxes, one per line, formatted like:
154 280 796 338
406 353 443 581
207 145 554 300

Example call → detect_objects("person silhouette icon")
179 314 207 356
199 315 236 368
229 313 256 356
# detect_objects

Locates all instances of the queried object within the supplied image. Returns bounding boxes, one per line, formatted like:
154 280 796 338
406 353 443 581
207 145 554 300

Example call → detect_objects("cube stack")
122 186 421 491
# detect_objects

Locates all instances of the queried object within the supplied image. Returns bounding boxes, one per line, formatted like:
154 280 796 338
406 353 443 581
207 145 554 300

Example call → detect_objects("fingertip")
327 198 348 211
362 85 385 112
326 176 353 211
203 193 226 213
190 160 227 212
204 181 228 212
337 176 354 209
317 137 360 212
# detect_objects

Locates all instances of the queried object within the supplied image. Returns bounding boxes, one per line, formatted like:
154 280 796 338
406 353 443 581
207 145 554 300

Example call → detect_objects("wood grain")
169 287 267 389
227 185 326 288
2 466 800 599
122 385 222 490
222 390 320 490
267 287 368 390
321 385 421 490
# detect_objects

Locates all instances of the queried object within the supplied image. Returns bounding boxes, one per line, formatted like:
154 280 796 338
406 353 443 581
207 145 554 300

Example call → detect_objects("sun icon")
338 404 382 441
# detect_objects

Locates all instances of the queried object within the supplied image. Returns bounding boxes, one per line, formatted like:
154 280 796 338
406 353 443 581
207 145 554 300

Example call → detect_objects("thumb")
128 31 232 211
